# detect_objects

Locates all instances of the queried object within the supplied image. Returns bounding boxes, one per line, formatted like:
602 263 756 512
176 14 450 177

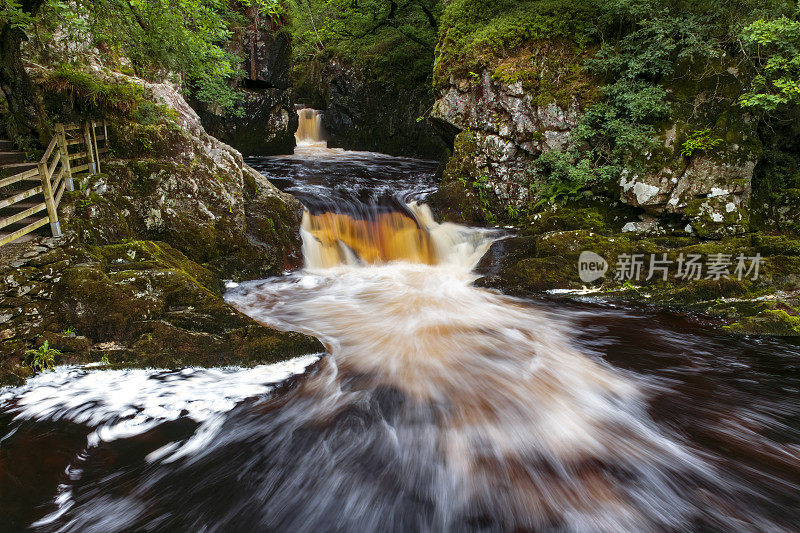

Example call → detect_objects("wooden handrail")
41 135 58 163
0 120 110 246
0 167 38 188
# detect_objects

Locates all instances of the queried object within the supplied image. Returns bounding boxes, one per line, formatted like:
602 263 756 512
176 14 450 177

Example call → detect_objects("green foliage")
530 0 723 206
28 0 283 110
0 0 37 29
24 340 60 373
681 128 724 156
43 65 147 113
434 0 599 89
530 150 596 206
289 0 440 89
739 6 800 112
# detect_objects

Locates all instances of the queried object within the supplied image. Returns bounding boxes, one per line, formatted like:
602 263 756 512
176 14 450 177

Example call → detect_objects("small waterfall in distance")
295 107 326 148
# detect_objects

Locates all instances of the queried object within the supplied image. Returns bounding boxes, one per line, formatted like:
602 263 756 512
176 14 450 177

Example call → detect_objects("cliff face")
193 10 297 156
432 53 761 237
432 69 581 210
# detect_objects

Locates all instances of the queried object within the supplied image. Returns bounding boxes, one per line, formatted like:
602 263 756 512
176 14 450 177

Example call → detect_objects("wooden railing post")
91 121 101 174
37 160 61 238
55 124 74 192
83 122 96 174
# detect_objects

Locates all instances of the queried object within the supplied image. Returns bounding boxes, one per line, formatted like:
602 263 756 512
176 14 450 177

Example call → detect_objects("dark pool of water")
246 151 439 215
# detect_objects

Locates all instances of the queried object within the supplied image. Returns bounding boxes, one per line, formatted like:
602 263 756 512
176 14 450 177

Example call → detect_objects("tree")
739 7 800 114
291 0 441 60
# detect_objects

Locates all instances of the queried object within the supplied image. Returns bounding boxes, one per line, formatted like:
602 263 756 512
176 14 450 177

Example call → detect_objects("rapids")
0 138 798 532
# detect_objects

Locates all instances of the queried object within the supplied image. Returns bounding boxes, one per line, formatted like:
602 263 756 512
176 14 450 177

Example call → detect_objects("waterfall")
295 108 326 147
300 202 496 270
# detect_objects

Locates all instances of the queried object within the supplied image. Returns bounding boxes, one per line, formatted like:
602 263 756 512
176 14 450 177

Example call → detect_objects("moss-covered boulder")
0 241 323 387
474 203 799 335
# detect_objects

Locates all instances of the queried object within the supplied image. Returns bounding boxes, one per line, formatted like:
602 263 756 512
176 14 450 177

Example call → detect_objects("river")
0 118 798 531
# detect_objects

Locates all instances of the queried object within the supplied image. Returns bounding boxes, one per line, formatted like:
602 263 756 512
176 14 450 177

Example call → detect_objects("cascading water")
1 139 798 531
300 203 494 269
295 108 327 149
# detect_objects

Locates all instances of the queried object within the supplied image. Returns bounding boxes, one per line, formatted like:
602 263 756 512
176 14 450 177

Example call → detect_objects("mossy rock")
477 255 578 294
758 255 800 290
92 241 220 294
428 130 503 225
751 234 800 256
52 264 158 341
0 239 324 385
427 180 490 226
527 208 612 235
37 332 91 354
656 278 753 305
61 189 137 245
684 196 749 238
726 309 800 336
534 230 642 260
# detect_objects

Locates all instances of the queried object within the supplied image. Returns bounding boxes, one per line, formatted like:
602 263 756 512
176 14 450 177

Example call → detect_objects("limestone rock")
432 51 761 236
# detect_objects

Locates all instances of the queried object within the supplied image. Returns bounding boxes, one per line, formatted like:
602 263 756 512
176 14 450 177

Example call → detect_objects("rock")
621 217 664 235
48 70 304 280
432 43 761 237
38 332 91 354
0 240 324 385
195 88 297 156
473 204 800 335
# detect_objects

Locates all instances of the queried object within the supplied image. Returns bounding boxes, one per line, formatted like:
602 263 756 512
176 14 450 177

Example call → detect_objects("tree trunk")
0 0 47 146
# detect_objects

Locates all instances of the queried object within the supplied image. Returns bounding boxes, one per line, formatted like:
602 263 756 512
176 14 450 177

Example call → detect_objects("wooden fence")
0 121 109 247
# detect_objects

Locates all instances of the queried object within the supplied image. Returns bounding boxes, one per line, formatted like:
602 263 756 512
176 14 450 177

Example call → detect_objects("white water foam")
1 355 319 438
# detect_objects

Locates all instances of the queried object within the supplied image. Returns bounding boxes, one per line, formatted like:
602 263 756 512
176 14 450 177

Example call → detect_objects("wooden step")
0 151 27 165
0 161 37 173
0 214 50 246
0 139 15 150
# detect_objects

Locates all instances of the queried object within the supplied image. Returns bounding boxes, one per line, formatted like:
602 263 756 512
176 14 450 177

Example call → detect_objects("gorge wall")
193 9 297 156
421 0 800 241
431 50 760 237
